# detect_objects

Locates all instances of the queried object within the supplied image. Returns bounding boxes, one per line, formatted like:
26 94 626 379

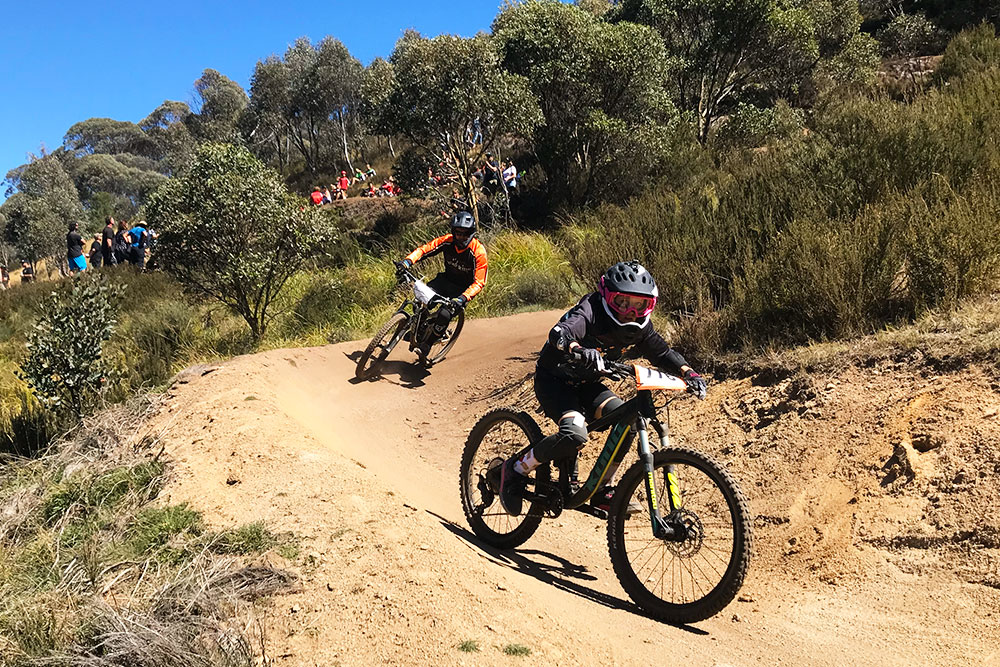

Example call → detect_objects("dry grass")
0 395 296 666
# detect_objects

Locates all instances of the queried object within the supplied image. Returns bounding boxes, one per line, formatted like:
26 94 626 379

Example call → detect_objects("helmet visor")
606 290 656 319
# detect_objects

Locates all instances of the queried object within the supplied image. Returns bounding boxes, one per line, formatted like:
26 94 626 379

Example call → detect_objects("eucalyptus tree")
188 69 249 143
493 0 675 204
380 32 542 220
145 143 324 341
1 156 83 265
610 0 878 141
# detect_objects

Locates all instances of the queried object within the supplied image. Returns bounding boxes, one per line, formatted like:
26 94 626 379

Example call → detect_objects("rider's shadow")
344 350 430 389
426 510 707 634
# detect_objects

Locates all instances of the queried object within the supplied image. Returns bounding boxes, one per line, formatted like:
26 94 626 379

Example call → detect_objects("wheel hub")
664 509 704 558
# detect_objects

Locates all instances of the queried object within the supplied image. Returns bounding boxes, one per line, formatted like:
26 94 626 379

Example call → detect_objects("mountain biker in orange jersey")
498 260 708 516
395 211 488 351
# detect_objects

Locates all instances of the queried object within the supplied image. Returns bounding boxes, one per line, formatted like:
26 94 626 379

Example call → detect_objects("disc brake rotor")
664 509 704 558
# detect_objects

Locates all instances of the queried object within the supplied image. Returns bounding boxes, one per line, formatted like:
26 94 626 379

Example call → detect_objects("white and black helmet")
598 260 659 328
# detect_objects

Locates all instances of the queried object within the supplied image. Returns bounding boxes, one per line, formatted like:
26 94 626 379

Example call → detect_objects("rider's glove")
394 259 412 278
683 368 708 400
450 295 468 310
576 347 605 373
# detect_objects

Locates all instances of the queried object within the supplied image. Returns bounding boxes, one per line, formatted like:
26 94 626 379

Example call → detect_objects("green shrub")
19 278 123 421
937 23 1000 81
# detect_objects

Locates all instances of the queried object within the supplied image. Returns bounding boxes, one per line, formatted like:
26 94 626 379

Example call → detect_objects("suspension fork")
637 416 677 540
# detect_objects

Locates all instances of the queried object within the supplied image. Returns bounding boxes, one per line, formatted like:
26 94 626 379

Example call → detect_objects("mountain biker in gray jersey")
499 260 708 516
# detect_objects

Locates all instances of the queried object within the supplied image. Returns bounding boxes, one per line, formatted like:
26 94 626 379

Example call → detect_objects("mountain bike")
459 358 752 624
354 268 465 380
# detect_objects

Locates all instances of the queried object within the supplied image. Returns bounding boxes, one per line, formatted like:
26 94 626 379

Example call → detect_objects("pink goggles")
600 280 657 319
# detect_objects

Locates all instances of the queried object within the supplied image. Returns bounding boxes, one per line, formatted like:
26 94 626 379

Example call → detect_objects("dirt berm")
153 310 1000 666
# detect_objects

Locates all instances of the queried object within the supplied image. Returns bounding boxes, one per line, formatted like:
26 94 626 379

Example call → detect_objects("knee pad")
595 396 624 419
558 411 588 447
533 412 588 463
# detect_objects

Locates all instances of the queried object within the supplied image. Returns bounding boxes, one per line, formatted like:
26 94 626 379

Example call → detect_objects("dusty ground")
152 309 1000 666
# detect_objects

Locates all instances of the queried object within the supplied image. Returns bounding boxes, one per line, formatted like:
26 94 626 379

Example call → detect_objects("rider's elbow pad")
550 325 571 351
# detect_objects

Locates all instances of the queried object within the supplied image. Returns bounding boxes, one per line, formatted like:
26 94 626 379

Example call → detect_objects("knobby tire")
460 408 548 550
355 312 409 380
607 447 752 624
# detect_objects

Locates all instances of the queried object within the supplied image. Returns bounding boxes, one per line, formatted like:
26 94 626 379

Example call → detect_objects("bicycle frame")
553 387 685 540
395 272 446 352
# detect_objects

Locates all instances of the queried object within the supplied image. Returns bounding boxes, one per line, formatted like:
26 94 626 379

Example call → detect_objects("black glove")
575 347 605 373
683 368 707 400
394 259 412 277
450 295 468 310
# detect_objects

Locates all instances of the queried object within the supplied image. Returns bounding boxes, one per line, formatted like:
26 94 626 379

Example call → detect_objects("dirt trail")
154 310 1000 666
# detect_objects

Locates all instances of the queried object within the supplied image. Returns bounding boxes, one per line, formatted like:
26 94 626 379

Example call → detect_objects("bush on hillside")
145 143 329 341
937 22 1000 81
19 278 123 421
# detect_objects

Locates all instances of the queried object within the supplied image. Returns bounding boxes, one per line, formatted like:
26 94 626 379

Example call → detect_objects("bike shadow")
343 350 430 389
426 510 708 634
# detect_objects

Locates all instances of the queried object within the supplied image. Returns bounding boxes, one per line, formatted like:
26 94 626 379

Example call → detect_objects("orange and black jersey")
405 234 488 301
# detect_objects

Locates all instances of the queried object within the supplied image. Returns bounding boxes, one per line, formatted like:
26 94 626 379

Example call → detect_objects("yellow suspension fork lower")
638 417 682 539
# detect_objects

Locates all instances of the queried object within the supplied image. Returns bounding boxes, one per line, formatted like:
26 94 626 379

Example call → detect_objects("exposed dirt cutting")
153 309 1000 666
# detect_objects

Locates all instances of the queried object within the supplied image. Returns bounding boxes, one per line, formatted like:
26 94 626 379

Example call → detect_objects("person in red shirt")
310 187 324 205
395 211 488 354
337 171 351 198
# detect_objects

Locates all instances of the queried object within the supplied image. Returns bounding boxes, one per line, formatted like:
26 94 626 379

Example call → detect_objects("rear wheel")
607 448 751 624
355 312 409 380
460 409 548 550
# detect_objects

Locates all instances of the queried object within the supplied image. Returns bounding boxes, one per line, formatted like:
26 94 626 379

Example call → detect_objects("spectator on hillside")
128 221 149 270
322 187 333 204
0 265 9 290
502 160 517 190
113 220 131 265
448 188 467 216
67 222 87 273
88 233 103 269
354 167 366 182
310 187 324 206
483 153 501 193
365 163 377 181
21 261 34 284
361 183 377 198
337 171 351 198
101 216 116 266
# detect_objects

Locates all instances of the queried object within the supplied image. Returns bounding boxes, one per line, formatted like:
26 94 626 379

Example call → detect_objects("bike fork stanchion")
636 417 674 539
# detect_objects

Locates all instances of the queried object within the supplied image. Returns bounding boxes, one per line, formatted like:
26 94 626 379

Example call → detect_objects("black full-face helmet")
450 211 476 249
598 260 659 328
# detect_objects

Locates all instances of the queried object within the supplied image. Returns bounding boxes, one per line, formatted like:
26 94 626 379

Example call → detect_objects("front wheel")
421 306 465 367
459 409 549 550
607 448 752 624
355 312 409 380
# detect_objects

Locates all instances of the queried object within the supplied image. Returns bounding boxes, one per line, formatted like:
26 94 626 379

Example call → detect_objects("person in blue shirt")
128 222 149 270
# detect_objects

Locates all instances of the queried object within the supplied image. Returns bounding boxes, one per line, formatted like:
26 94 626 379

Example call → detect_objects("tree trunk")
339 113 355 174
387 136 396 158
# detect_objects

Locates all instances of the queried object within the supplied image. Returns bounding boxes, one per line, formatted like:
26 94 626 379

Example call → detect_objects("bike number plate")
634 365 687 391
412 280 437 304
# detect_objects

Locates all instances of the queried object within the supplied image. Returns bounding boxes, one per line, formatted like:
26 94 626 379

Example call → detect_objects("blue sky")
0 0 502 198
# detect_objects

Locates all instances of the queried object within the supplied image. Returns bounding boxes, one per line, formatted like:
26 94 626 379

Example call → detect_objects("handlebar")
568 348 700 398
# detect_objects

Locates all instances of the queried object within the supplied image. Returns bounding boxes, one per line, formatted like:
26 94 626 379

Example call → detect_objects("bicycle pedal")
572 505 608 520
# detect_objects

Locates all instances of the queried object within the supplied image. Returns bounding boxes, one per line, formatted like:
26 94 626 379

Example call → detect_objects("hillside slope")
153 310 1000 666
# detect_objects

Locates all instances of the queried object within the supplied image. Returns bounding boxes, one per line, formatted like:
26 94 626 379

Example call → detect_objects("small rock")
788 536 798 546
497 583 507 591
290 604 301 614
984 407 999 419
419 544 429 550
732 614 742 622
825 383 836 391
326 583 335 591
737 595 756 603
